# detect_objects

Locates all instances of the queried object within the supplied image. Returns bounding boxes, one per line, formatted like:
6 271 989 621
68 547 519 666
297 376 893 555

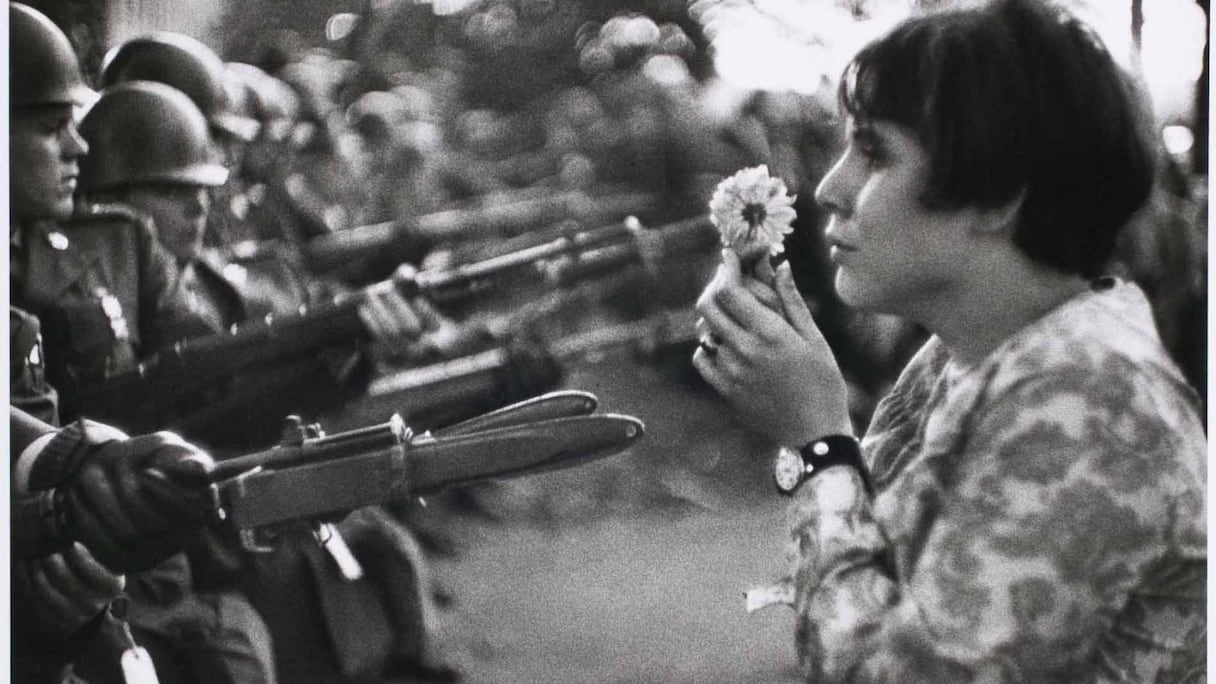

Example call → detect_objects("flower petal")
707 165 797 262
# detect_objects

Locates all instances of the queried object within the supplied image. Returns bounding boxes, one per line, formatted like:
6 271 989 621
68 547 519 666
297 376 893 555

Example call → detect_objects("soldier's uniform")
182 250 257 332
11 205 280 684
11 204 221 426
10 8 283 682
11 306 60 426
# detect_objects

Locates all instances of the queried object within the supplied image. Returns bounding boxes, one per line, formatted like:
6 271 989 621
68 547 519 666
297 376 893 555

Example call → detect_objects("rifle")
15 390 644 559
229 188 665 275
358 307 701 425
64 216 715 427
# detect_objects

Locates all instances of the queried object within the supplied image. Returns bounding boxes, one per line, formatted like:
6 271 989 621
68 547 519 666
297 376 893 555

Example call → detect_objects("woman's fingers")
742 275 781 313
696 289 748 351
708 279 790 347
692 343 734 394
775 261 821 343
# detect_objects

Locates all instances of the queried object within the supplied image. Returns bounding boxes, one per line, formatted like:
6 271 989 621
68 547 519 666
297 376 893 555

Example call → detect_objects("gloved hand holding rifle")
12 408 217 573
15 391 644 563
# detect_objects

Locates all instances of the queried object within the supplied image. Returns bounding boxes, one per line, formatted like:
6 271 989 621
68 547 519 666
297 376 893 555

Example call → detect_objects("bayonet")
16 392 645 558
214 412 643 531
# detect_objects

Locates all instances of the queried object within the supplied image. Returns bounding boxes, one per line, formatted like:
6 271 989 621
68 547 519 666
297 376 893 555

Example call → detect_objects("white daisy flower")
708 164 797 262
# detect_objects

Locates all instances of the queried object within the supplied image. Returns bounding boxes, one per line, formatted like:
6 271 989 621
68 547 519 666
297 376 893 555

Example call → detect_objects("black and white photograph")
7 0 1209 681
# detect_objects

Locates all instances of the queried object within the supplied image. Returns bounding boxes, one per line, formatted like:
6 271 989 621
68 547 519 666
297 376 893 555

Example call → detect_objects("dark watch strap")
800 435 873 495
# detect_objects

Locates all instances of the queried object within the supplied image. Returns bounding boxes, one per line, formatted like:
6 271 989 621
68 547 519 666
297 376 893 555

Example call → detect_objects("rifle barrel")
366 308 699 400
68 216 708 427
302 190 662 270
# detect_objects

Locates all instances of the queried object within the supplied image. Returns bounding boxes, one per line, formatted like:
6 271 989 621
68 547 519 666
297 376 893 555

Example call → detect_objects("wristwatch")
774 435 872 495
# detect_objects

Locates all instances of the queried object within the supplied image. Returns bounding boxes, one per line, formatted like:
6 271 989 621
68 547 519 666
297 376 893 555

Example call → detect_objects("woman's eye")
847 127 886 166
851 144 880 167
854 141 886 166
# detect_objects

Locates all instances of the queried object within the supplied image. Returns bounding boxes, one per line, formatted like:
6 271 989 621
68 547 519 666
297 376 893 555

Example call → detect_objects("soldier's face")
10 105 88 223
123 184 211 262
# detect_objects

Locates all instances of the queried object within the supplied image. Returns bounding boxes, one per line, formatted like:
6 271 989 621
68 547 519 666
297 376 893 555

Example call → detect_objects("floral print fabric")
783 279 1206 682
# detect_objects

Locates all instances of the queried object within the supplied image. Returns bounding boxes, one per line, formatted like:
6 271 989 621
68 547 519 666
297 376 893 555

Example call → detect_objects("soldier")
9 3 220 422
76 80 256 330
271 55 375 237
73 73 458 684
100 31 260 166
99 31 263 250
9 6 277 682
75 79 445 448
5 4 88 435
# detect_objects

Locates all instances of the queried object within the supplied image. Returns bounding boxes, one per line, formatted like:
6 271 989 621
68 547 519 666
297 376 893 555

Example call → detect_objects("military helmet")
101 32 260 141
225 62 299 141
78 81 229 191
10 3 90 108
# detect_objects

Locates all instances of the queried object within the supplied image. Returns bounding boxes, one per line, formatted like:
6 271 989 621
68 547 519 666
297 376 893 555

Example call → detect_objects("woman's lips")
826 236 857 263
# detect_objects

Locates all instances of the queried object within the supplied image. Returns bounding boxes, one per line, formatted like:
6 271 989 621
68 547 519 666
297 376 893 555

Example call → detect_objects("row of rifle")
67 195 715 435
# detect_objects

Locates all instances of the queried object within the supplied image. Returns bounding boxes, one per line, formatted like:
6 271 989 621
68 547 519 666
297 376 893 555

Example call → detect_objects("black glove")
12 542 125 641
59 429 217 573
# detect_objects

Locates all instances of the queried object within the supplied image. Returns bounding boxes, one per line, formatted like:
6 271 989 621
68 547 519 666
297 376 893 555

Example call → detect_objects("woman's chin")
834 272 875 311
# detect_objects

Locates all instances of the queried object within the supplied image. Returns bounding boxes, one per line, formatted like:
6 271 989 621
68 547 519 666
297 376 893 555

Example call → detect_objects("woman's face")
814 117 979 317
123 183 211 262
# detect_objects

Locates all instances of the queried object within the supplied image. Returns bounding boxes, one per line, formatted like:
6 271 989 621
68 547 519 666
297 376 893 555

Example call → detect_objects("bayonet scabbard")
216 438 413 529
213 411 644 531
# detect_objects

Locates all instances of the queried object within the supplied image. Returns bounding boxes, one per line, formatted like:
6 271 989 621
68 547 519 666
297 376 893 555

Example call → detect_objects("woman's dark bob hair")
838 0 1156 279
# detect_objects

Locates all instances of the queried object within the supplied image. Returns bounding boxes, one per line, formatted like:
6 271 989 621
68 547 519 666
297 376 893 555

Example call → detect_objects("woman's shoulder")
967 281 1205 461
986 281 1196 401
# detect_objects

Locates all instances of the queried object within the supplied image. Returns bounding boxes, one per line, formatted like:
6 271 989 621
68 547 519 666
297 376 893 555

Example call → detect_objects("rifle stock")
63 299 368 428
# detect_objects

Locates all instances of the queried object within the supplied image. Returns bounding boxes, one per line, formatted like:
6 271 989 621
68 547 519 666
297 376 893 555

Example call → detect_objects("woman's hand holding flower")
693 250 852 447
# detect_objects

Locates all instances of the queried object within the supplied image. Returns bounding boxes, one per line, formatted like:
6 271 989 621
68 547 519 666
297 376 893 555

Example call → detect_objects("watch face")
774 447 804 492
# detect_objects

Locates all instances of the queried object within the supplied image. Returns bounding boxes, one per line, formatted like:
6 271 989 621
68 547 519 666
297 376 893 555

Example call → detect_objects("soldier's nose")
64 121 89 158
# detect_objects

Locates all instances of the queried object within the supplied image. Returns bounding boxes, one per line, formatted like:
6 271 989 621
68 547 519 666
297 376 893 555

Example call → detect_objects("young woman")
693 0 1206 681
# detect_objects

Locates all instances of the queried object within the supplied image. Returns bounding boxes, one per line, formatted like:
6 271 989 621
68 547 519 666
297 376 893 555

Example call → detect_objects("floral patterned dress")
776 278 1206 682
